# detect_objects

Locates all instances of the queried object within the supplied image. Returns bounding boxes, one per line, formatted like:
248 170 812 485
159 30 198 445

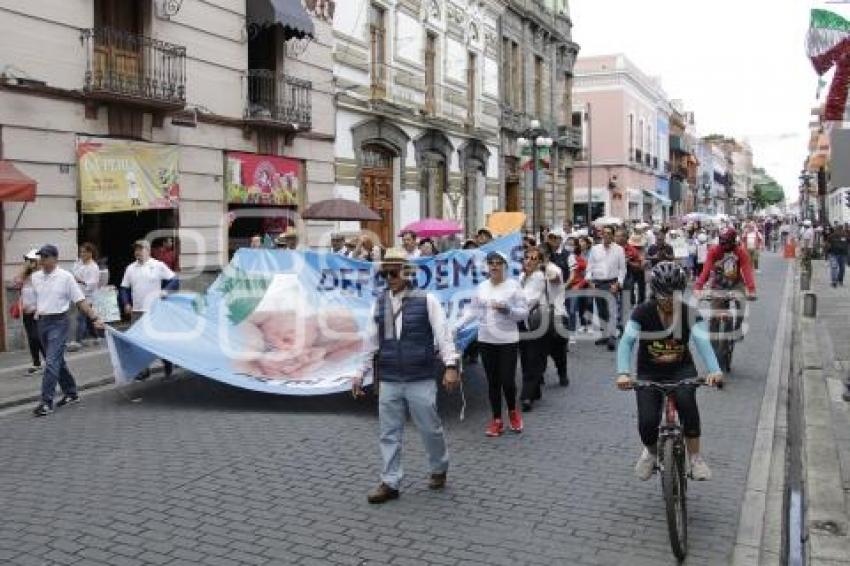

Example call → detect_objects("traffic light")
845 192 850 208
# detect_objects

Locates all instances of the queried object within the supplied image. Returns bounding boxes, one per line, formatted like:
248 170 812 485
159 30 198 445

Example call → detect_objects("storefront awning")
248 0 315 40
0 161 36 202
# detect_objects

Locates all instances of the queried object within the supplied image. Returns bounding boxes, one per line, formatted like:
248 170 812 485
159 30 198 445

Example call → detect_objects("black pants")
22 313 44 367
636 385 701 448
547 315 568 380
592 280 618 338
479 342 518 418
628 269 646 305
519 335 546 402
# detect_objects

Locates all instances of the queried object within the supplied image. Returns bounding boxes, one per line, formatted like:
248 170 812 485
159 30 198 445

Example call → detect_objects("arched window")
362 144 393 169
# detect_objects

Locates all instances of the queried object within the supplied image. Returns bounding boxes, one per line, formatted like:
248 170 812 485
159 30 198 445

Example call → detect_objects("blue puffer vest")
375 292 437 383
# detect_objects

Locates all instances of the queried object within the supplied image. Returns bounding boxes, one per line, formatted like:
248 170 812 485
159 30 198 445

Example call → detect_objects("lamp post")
517 119 554 233
799 170 813 221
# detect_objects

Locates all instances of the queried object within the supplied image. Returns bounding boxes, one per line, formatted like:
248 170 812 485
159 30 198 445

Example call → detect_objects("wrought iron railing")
82 27 186 105
244 70 312 128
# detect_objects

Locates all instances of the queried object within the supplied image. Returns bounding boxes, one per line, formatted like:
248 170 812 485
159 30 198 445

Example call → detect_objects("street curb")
802 320 850 562
731 262 793 566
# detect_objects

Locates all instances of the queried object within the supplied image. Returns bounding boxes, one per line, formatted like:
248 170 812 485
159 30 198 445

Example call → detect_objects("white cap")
697 234 707 243
23 248 39 260
803 220 812 226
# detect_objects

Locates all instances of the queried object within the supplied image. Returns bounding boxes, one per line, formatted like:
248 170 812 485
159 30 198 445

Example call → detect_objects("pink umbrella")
400 218 464 238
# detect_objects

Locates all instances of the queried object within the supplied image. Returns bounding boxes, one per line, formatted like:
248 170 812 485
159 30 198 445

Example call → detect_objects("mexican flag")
807 9 850 120
519 144 552 172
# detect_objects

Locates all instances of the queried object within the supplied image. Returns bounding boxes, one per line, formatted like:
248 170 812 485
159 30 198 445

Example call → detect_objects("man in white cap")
353 248 459 504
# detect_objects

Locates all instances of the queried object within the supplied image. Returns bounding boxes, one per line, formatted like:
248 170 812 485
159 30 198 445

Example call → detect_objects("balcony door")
93 0 145 95
361 145 394 246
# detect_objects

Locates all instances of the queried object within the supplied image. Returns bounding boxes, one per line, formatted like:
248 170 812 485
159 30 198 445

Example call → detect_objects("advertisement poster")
225 152 301 206
106 234 523 396
77 137 180 214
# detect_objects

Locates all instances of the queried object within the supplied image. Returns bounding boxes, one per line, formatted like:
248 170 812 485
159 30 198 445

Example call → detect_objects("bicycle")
629 377 711 561
697 290 749 376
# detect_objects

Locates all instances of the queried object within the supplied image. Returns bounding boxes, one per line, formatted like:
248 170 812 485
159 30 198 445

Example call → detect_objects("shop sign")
225 152 301 205
77 137 180 214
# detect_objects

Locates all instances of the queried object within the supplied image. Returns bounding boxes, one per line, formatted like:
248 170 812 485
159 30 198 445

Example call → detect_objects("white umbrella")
592 216 623 226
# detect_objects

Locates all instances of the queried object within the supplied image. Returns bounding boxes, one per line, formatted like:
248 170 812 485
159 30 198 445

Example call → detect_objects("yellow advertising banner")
77 137 180 214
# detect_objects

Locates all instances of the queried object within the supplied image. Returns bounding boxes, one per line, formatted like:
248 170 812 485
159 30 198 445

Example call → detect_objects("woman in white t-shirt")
518 247 548 412
71 242 102 346
456 251 528 437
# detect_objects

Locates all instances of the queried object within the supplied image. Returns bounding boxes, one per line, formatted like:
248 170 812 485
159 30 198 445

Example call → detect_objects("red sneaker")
485 418 504 437
508 410 523 433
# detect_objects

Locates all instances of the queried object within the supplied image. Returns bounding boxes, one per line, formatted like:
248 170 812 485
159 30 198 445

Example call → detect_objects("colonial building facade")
572 54 671 222
332 0 503 245
500 0 580 229
0 0 335 349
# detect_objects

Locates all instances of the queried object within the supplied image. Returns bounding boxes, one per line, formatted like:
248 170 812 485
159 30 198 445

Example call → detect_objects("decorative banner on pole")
807 9 850 121
106 233 523 396
537 145 551 170
77 138 180 213
519 144 533 171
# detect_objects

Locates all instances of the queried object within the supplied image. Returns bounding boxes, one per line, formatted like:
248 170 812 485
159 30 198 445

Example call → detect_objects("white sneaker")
689 454 712 481
634 447 656 481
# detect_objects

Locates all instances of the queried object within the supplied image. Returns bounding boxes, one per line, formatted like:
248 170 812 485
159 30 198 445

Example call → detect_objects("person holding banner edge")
455 250 529 437
352 248 460 505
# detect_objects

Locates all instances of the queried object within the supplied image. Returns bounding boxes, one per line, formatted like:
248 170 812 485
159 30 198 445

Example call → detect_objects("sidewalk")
799 260 850 564
0 343 116 410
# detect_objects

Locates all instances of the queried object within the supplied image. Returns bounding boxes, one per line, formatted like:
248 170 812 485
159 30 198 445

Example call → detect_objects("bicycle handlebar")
630 377 709 392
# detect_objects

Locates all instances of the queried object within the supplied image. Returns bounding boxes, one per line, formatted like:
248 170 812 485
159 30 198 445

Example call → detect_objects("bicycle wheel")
662 439 689 560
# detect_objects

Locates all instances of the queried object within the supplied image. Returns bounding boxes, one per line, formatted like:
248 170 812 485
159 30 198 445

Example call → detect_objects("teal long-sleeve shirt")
616 319 721 376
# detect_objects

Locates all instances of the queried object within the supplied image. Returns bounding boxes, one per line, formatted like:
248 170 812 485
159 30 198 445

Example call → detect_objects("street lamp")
518 119 554 233
799 170 813 221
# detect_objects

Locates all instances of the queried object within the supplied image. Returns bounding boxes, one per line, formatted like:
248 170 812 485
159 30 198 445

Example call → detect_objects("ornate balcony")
500 105 527 133
82 27 186 110
244 70 312 130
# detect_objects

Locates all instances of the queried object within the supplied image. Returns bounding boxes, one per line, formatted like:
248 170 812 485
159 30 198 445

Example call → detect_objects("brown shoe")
367 483 399 504
428 472 447 490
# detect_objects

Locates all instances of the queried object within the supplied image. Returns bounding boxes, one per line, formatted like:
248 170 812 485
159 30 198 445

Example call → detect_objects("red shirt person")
694 228 756 295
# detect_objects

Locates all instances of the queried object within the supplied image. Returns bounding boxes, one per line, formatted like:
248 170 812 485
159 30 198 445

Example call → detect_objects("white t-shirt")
72 260 101 298
31 267 85 316
121 258 176 312
456 278 528 344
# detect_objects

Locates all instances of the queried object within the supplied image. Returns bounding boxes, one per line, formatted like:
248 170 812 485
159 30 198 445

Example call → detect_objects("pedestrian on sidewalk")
30 244 104 417
352 248 460 504
826 224 849 287
70 242 101 349
14 249 44 374
455 251 529 437
119 240 179 379
587 226 626 351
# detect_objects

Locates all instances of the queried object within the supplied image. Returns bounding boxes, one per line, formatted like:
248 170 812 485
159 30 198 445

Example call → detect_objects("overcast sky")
570 0 837 203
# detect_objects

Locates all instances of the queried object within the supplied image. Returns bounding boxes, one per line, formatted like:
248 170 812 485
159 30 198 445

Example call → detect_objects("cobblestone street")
0 254 787 566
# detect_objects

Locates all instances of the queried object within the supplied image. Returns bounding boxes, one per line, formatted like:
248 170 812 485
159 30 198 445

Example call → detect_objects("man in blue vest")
352 248 460 504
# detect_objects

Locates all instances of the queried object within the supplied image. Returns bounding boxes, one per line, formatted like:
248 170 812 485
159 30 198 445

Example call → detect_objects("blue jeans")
829 254 846 284
378 379 449 489
37 315 78 405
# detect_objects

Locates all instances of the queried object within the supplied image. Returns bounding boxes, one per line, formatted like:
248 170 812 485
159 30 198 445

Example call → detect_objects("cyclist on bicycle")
693 227 757 299
616 262 723 481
